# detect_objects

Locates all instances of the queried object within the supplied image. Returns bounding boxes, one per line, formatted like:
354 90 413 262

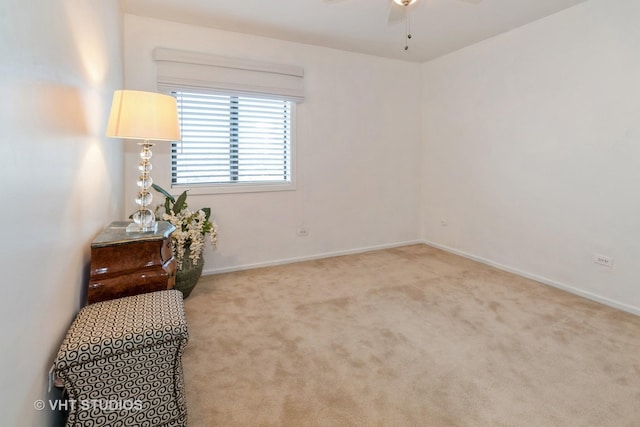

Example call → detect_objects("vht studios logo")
34 399 143 412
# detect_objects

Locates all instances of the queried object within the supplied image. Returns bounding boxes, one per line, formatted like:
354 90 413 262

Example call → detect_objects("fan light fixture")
327 0 481 51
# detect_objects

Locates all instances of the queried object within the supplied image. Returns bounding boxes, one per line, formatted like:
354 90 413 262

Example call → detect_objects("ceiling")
120 0 589 62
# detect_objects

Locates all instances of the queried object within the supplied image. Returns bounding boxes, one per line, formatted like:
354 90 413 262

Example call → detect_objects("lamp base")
126 221 158 233
128 206 157 233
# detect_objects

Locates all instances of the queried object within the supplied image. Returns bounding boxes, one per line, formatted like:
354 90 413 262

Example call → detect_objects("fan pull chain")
404 7 412 51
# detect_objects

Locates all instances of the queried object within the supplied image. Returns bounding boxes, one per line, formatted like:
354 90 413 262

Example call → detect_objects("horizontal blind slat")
172 90 291 186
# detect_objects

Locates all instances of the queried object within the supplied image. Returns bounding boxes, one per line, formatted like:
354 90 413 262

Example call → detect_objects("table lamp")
107 90 180 232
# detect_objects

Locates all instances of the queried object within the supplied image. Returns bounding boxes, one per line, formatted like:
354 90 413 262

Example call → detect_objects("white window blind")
171 90 292 186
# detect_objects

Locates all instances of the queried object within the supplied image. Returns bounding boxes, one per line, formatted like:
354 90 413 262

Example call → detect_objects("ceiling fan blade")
388 2 405 25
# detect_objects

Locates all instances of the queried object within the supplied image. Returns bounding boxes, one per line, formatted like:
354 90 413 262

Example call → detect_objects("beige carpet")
182 244 640 426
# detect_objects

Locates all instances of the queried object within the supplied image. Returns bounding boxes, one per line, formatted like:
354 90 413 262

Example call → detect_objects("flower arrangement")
152 184 218 270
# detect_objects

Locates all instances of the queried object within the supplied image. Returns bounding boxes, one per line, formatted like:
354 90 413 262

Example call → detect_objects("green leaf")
173 190 188 214
164 198 171 215
152 183 175 203
202 207 211 221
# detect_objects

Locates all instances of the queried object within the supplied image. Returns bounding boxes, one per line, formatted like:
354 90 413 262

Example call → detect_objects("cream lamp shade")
106 90 180 141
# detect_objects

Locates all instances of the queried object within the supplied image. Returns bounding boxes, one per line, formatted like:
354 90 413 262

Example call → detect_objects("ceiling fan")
388 0 482 24
325 0 483 51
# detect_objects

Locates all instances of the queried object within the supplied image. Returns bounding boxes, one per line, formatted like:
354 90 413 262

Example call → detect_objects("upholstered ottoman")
54 290 189 427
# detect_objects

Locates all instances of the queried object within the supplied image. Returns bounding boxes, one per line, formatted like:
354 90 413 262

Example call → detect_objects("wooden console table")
88 221 177 304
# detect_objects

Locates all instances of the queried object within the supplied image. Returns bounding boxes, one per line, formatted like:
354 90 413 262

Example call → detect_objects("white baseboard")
202 239 425 276
423 239 640 317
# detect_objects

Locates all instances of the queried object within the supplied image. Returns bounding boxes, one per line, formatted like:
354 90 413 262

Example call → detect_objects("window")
153 48 304 193
170 90 293 190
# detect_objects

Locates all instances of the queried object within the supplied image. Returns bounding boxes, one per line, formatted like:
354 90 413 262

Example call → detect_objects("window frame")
161 86 297 195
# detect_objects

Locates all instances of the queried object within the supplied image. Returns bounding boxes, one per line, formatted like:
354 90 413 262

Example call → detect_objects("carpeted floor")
182 244 640 426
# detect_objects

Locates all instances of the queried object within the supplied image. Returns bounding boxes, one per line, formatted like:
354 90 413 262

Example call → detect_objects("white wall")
0 0 123 424
123 15 422 273
421 0 640 313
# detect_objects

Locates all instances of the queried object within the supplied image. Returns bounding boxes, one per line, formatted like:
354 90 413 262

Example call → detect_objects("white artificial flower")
162 207 218 270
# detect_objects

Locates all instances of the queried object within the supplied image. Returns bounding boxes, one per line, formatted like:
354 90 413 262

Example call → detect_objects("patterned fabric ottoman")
54 290 189 427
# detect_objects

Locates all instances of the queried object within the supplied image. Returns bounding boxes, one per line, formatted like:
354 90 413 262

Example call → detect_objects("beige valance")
153 47 305 102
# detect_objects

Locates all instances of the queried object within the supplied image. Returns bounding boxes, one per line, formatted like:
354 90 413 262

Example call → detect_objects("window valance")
153 48 305 103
